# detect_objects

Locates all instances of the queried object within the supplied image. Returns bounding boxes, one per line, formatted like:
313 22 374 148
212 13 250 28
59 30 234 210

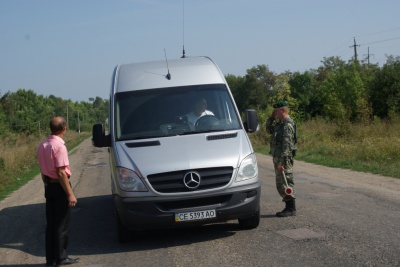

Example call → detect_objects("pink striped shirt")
37 135 71 179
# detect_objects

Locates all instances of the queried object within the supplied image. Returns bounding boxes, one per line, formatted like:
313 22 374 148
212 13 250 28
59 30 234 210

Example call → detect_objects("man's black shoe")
56 257 79 266
46 261 54 266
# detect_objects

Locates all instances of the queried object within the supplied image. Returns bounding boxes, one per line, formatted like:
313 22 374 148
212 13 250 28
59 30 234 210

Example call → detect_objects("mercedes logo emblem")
183 171 201 189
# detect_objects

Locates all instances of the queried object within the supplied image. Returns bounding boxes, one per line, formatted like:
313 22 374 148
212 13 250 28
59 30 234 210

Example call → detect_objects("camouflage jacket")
266 116 296 165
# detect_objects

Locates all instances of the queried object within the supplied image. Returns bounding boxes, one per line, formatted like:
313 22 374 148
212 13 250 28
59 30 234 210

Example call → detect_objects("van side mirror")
92 124 111 147
244 109 259 133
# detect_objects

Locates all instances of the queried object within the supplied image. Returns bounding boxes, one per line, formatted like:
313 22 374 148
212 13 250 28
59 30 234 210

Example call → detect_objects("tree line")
227 55 400 123
1 54 399 138
0 90 108 136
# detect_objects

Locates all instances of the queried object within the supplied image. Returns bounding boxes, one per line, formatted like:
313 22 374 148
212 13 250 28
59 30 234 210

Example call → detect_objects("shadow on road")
1 194 252 258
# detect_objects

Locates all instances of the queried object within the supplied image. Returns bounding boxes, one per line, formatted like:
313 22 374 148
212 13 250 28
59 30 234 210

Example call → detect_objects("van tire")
116 212 131 243
238 208 260 229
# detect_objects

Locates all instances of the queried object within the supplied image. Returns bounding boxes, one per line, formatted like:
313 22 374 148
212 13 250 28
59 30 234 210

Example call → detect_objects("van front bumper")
114 182 261 230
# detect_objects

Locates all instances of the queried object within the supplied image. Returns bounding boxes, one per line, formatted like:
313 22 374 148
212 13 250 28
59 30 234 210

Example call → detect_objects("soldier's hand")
270 109 277 119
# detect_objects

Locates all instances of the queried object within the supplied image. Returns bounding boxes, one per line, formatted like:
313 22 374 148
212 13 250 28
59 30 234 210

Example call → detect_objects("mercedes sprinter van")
92 56 260 242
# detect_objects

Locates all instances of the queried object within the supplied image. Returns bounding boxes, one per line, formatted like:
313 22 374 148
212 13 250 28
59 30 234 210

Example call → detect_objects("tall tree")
0 90 109 135
369 56 400 118
319 63 368 121
243 65 275 109
289 71 319 120
225 74 247 112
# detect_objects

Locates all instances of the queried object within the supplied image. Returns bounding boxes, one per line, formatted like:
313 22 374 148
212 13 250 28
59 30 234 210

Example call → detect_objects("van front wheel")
116 212 132 243
238 208 260 229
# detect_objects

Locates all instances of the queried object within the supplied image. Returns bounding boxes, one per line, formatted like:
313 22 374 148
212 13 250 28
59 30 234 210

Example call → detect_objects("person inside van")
185 97 214 125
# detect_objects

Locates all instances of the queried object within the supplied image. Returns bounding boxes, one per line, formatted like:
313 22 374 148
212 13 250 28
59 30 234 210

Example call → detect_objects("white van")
93 56 260 242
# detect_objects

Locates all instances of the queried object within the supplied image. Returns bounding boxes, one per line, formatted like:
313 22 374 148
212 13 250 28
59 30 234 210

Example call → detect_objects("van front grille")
147 167 233 193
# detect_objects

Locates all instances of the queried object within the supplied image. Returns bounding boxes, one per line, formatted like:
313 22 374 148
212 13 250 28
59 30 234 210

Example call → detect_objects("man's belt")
42 175 60 184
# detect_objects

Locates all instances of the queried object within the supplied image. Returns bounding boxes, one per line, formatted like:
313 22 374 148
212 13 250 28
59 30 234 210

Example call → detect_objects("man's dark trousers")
45 183 71 263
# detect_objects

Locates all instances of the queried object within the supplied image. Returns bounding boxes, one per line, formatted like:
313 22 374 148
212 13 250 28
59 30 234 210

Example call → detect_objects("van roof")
114 56 226 93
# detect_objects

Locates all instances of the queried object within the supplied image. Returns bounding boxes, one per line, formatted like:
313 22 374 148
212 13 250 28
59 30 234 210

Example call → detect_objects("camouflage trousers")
273 157 296 202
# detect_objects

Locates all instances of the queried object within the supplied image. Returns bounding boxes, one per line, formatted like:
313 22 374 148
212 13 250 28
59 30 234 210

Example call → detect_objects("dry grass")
251 118 400 178
0 131 89 196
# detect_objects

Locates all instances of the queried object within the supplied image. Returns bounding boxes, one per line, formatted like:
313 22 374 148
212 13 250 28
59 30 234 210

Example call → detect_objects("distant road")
1 138 399 266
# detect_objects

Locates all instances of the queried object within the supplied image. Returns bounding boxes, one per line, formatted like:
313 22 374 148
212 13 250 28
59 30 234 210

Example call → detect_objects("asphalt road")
1 138 399 267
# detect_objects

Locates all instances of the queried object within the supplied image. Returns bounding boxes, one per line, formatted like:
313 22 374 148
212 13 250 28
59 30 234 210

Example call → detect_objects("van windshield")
115 84 241 141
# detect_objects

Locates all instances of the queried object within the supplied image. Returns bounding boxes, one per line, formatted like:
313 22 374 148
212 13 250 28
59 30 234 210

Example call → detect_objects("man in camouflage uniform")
266 101 297 217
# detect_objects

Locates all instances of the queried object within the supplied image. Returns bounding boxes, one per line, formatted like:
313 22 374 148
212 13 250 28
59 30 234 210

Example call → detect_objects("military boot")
276 199 296 217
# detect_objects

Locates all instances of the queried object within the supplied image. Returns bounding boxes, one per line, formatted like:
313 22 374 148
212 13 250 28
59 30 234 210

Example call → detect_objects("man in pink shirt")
37 117 79 266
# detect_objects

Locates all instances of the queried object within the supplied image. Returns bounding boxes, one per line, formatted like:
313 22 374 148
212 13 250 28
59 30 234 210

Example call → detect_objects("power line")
359 36 400 46
356 26 400 38
14 114 53 128
324 38 354 57
301 27 400 71
337 47 352 58
327 27 400 58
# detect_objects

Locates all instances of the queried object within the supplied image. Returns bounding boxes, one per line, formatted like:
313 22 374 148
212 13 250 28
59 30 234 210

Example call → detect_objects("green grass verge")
253 144 400 179
0 166 41 200
0 134 90 201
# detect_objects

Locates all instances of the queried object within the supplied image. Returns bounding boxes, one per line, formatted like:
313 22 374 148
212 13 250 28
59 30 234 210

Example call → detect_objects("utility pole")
66 105 69 130
363 47 374 66
350 37 360 63
78 111 81 134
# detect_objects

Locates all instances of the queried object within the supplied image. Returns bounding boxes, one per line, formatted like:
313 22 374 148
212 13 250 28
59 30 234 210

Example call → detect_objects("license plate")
175 209 216 222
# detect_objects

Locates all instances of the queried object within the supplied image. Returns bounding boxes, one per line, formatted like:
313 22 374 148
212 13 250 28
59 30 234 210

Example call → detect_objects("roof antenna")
181 0 186 58
164 49 171 80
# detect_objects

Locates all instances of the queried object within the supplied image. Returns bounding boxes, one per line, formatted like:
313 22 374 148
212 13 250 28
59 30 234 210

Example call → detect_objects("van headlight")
117 167 148 192
236 154 258 182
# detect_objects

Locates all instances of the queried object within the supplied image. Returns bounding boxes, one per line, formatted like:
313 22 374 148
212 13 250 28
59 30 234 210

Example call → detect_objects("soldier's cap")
273 100 288 108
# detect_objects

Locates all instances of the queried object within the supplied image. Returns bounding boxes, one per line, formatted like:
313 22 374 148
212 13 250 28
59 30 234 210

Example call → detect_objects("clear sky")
1 0 399 102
